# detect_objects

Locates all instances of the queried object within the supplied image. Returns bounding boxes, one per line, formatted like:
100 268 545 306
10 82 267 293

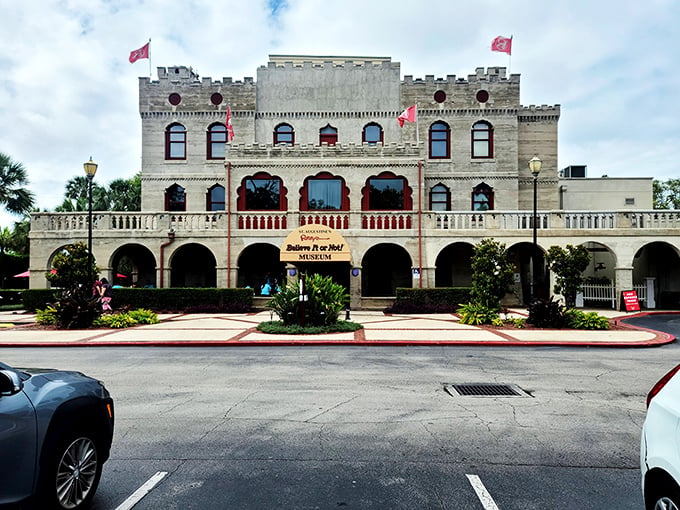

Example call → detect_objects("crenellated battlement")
402 67 519 85
264 55 399 71
519 104 561 120
227 141 422 159
139 66 255 88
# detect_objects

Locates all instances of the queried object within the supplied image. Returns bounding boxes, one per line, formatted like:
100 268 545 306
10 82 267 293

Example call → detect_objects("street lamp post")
528 156 542 302
83 157 98 285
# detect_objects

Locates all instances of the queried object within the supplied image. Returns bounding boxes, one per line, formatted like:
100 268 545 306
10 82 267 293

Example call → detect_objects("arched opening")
361 244 412 297
507 242 547 305
169 244 217 287
110 244 157 288
237 243 286 295
633 241 680 309
435 242 474 287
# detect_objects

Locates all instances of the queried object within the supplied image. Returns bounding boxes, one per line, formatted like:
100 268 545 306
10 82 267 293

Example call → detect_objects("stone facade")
28 55 680 310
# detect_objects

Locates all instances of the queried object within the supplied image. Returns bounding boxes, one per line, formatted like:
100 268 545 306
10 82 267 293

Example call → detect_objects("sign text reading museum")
280 225 352 263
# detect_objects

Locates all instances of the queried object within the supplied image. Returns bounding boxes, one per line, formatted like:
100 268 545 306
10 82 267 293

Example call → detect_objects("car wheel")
39 431 103 510
652 496 680 510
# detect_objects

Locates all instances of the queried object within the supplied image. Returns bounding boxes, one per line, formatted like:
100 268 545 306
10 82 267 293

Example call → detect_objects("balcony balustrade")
30 209 680 235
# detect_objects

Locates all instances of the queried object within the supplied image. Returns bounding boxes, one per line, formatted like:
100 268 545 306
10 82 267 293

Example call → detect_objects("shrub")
36 305 58 326
545 245 590 308
470 239 515 310
458 302 500 325
92 308 160 329
268 274 348 327
565 309 610 330
126 308 159 324
527 297 567 328
257 320 362 335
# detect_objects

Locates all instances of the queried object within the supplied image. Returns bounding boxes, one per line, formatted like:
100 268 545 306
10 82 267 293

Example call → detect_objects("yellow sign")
281 224 352 262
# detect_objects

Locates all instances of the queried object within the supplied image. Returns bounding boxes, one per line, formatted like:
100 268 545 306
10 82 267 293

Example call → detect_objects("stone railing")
30 210 680 234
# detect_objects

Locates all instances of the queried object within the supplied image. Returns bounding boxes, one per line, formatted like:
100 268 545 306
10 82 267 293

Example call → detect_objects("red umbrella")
116 273 128 278
13 270 30 278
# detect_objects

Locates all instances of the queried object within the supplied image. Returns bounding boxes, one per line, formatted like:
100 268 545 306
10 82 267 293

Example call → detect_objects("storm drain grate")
444 383 530 398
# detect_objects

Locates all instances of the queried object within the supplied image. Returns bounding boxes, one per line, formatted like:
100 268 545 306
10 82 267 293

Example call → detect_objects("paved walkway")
0 309 674 347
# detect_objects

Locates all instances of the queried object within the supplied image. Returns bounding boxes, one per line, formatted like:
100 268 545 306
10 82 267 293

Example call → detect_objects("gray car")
0 361 114 509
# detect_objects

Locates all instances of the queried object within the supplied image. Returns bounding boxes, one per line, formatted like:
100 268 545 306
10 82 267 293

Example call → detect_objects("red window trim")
471 121 494 159
165 123 187 160
361 171 413 211
165 184 186 211
429 121 450 159
299 172 350 211
206 184 225 211
274 123 295 146
429 184 451 210
207 123 227 160
236 171 288 211
362 123 384 145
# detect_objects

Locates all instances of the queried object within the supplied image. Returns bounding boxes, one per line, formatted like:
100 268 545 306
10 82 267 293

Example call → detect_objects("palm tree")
0 152 35 215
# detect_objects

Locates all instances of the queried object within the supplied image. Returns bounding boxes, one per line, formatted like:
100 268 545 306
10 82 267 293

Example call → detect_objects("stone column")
349 266 362 311
645 277 656 309
614 266 634 310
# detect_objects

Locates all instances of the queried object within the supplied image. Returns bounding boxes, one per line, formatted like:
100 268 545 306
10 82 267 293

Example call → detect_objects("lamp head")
528 156 542 178
83 157 98 178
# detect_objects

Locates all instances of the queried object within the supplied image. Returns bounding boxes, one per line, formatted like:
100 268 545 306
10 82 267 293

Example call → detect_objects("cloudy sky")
1 0 678 228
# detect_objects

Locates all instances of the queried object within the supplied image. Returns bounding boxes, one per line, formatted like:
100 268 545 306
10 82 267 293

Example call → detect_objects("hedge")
22 287 254 312
384 287 472 314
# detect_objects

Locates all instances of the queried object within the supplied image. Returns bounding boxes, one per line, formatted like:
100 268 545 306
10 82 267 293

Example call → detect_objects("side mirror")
0 370 23 396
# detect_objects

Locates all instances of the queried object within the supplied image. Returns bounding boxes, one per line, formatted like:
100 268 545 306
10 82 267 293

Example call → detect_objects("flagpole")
415 103 419 146
148 38 152 79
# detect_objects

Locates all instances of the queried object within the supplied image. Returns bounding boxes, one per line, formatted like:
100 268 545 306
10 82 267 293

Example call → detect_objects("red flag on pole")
491 36 512 55
397 105 417 127
225 107 235 141
129 42 150 63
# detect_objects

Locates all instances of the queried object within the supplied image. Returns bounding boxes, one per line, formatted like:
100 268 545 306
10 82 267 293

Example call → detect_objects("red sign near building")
622 290 640 312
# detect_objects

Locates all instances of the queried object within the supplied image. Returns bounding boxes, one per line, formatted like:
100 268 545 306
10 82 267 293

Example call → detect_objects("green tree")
108 173 141 211
45 242 100 329
469 239 515 310
56 174 140 212
0 152 35 215
8 217 30 256
545 244 590 308
653 178 680 209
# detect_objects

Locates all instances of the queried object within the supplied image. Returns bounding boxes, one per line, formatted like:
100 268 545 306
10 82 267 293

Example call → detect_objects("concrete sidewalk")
0 309 673 347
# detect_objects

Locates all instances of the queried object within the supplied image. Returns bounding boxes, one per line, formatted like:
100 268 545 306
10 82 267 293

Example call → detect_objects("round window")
168 93 182 106
476 90 489 103
434 90 446 103
210 93 223 106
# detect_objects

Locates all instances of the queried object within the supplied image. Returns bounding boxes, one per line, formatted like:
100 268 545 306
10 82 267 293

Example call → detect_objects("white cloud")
1 0 679 228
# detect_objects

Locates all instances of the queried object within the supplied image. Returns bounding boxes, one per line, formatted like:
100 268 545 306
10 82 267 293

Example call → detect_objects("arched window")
165 184 186 211
166 123 187 160
301 172 349 211
206 184 225 211
429 121 450 159
207 123 227 159
430 184 450 211
362 172 413 211
362 123 383 146
237 172 287 211
472 182 494 211
274 123 294 145
472 121 493 158
319 124 338 146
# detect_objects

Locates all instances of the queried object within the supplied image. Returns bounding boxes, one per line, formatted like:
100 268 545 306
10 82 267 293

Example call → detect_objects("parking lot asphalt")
0 309 674 347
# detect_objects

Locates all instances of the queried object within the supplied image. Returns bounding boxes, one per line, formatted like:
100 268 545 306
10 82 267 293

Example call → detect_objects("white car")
641 363 680 510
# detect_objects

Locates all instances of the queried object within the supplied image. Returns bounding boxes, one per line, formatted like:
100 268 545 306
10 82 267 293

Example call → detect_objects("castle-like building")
29 55 679 309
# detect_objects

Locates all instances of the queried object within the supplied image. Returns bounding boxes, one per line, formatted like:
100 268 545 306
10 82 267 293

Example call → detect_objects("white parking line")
114 471 168 510
466 474 500 510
